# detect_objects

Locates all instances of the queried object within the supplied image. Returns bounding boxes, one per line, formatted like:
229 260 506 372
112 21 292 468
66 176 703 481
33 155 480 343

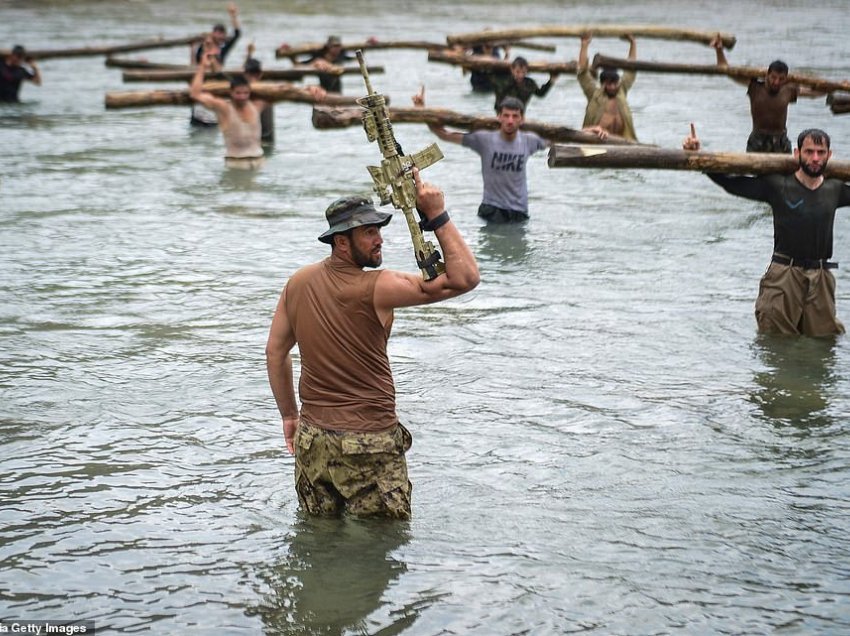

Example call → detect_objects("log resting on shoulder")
827 93 850 114
547 144 850 181
121 65 384 83
593 54 850 94
104 81 361 109
428 49 577 74
312 105 643 145
106 58 193 70
447 26 736 50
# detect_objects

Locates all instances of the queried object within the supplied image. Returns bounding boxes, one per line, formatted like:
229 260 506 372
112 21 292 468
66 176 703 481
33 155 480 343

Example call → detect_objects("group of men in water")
4 14 848 520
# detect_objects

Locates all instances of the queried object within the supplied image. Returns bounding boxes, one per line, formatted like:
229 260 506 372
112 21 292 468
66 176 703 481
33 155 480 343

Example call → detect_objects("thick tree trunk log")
827 93 850 114
311 105 642 145
547 144 850 180
2 34 207 60
593 54 850 93
447 26 737 50
105 82 362 109
428 49 577 74
106 58 190 70
276 39 446 59
121 65 384 83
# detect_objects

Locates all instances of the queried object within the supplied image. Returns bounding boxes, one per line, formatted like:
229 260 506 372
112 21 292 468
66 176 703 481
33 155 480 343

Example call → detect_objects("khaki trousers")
755 262 845 337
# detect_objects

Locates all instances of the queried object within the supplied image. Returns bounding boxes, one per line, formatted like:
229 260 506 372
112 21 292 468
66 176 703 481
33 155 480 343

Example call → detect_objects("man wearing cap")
265 170 479 519
0 45 41 102
299 36 353 93
577 33 638 141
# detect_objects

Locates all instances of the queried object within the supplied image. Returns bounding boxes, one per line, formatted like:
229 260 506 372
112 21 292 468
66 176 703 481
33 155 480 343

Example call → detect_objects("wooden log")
104 81 362 109
106 58 191 70
593 54 850 93
311 105 642 145
447 26 737 50
547 144 850 180
276 39 446 59
498 41 557 53
826 93 850 114
121 65 385 83
428 49 577 74
1 34 207 60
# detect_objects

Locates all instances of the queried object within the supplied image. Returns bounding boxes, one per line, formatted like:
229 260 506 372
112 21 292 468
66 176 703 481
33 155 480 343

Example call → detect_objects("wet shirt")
490 74 553 111
0 59 34 102
221 101 262 158
284 257 397 432
194 29 241 65
462 130 547 213
708 173 850 260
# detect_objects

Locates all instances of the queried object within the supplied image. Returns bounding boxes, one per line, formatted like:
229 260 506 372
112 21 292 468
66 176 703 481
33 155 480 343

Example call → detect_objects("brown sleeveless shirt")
284 256 397 432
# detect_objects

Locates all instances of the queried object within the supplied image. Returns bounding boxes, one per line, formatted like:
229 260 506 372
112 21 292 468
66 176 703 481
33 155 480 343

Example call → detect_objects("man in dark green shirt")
489 56 558 113
685 127 850 336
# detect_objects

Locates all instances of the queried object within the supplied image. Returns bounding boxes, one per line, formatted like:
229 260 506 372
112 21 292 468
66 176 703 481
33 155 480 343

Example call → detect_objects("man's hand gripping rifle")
356 50 446 280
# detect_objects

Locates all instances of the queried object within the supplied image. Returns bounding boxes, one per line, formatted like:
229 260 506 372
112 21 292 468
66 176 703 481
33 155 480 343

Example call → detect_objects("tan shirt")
284 256 397 432
222 101 262 158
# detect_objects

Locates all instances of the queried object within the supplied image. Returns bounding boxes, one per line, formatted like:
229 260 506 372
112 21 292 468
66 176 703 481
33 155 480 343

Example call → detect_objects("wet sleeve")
707 173 770 202
535 78 553 97
219 29 241 60
577 68 596 98
838 182 850 208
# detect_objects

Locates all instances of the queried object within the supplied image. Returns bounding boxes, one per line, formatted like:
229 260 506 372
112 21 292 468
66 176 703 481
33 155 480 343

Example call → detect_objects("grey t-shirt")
462 130 547 213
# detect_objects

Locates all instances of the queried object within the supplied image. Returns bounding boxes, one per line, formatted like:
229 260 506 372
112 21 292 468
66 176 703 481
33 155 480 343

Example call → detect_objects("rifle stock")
356 50 446 281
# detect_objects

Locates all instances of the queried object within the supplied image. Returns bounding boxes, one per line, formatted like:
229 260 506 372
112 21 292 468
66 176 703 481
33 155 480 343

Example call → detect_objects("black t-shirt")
0 59 35 102
709 172 850 260
194 29 241 65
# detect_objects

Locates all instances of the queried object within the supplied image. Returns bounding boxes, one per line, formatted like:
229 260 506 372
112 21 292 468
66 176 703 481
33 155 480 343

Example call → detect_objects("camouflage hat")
318 195 392 244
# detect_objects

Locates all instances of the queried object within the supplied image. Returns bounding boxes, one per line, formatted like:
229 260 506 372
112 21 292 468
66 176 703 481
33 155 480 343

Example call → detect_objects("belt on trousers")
772 254 838 270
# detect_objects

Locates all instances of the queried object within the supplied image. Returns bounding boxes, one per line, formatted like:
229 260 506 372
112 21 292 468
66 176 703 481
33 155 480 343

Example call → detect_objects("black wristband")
420 210 450 232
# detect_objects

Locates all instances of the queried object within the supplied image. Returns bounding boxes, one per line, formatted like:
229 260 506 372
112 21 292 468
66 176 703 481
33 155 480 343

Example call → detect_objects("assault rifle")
355 50 446 280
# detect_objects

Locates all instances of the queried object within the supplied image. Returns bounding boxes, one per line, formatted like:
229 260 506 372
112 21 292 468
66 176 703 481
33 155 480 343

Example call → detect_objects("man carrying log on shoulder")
190 2 241 127
244 43 274 144
0 45 41 102
297 36 353 94
709 35 822 154
489 56 559 114
684 124 850 336
190 50 269 169
577 33 638 142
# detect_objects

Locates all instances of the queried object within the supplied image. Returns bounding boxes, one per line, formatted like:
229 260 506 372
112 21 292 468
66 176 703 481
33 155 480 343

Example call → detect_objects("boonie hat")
318 196 392 244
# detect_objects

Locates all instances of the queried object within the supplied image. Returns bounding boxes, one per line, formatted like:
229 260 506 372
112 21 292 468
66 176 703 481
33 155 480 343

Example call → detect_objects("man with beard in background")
684 126 850 336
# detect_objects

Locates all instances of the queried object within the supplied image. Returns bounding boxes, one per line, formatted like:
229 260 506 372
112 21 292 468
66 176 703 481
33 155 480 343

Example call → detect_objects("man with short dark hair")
710 36 820 153
299 35 354 93
489 56 558 113
243 50 274 144
0 45 41 102
413 89 549 223
190 51 268 168
265 171 479 519
684 126 850 336
577 33 638 141
190 2 241 127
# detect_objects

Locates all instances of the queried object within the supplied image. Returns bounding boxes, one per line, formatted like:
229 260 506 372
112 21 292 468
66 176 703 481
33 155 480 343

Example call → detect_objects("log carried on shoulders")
593 54 850 94
547 144 850 181
311 105 642 145
428 49 577 74
1 34 207 60
447 26 736 50
105 81 362 109
276 39 446 59
121 65 385 83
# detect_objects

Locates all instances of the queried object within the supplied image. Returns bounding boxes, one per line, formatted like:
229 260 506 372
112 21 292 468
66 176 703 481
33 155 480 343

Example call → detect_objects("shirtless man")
190 51 267 169
710 35 820 153
577 33 638 141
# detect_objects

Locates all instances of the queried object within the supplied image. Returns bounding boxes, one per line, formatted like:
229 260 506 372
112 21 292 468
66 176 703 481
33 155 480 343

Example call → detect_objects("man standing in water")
265 170 479 519
0 45 41 102
684 125 850 336
577 33 638 141
488 56 558 113
190 2 241 127
709 35 820 153
190 53 267 168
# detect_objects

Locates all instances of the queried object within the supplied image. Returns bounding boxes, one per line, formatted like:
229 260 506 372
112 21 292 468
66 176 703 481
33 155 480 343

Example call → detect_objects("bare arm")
412 86 464 144
190 54 229 115
265 288 300 454
373 169 479 312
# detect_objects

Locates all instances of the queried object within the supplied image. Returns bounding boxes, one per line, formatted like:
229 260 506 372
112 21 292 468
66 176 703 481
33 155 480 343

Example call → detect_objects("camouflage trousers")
294 419 413 519
747 130 791 154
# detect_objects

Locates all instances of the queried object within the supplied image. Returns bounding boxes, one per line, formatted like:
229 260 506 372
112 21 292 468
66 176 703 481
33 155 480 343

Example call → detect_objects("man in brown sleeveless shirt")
266 170 480 518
